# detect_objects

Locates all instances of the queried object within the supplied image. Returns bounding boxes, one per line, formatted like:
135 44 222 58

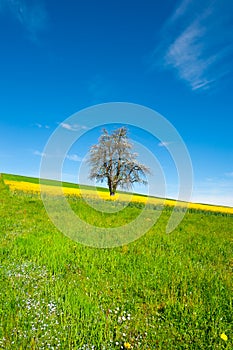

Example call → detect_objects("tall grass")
0 174 232 349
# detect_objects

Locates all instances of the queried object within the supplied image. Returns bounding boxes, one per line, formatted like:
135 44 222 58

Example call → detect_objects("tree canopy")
88 127 150 196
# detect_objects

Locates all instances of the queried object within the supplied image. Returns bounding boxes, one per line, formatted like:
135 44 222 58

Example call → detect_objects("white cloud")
34 150 82 161
60 123 74 131
192 177 233 207
153 0 233 91
0 0 47 40
66 154 82 162
164 21 218 91
158 141 172 147
191 193 233 207
34 150 45 157
60 122 87 131
169 0 192 22
225 172 233 177
35 123 50 129
35 123 42 128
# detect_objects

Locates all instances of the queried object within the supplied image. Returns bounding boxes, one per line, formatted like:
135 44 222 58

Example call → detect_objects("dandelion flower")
220 333 228 341
124 342 131 349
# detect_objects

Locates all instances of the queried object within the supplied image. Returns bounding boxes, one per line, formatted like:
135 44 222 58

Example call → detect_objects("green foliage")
0 176 232 349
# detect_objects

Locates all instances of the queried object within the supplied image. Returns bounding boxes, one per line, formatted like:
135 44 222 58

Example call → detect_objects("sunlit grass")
4 176 233 214
0 173 232 349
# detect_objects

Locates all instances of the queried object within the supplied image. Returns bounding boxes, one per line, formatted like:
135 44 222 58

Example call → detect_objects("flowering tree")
88 127 150 196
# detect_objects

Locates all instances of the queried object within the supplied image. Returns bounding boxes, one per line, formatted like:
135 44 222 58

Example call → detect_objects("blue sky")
0 0 233 206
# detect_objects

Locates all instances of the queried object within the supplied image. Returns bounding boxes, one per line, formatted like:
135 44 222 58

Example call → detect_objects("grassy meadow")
0 173 232 349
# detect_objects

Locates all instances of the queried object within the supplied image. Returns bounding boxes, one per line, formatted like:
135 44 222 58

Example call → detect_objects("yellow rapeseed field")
4 179 233 214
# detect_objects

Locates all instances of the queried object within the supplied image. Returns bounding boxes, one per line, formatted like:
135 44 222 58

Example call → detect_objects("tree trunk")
108 178 115 196
108 180 116 196
109 185 115 196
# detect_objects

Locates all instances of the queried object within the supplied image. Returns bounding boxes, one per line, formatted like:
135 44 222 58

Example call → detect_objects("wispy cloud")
169 0 191 23
35 123 42 128
60 122 87 132
225 171 233 177
35 123 50 129
0 0 48 40
158 141 172 148
34 149 82 162
66 154 82 162
34 150 45 157
192 175 233 207
153 0 233 91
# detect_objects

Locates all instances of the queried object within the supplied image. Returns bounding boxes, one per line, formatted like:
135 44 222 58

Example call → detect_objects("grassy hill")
0 174 232 349
2 173 233 215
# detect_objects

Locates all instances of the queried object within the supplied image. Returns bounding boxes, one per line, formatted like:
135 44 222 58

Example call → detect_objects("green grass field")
0 174 232 349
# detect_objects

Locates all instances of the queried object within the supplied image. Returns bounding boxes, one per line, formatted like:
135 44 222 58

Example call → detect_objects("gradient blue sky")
0 0 233 206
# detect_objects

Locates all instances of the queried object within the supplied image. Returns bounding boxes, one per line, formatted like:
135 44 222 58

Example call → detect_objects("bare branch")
87 127 150 196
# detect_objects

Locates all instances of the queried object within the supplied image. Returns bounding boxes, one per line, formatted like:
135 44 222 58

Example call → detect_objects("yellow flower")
4 178 233 214
124 342 131 349
220 333 228 341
